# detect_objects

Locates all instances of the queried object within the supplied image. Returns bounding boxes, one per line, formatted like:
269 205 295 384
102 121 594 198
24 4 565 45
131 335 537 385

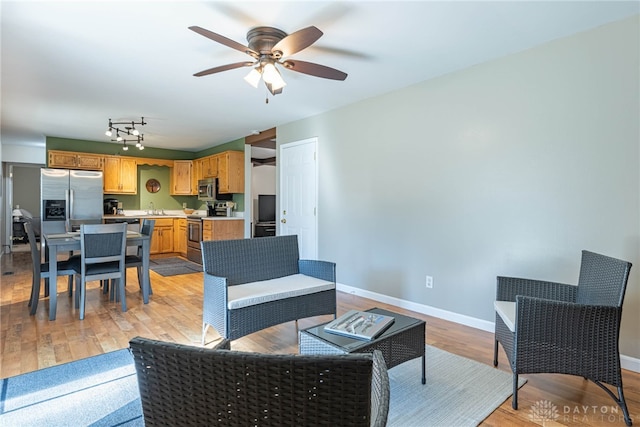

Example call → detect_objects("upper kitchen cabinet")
103 156 137 194
170 160 194 195
48 150 104 170
200 155 218 179
217 150 244 193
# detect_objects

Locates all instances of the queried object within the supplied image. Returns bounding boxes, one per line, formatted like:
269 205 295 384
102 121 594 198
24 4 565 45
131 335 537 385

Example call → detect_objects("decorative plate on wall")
145 179 161 193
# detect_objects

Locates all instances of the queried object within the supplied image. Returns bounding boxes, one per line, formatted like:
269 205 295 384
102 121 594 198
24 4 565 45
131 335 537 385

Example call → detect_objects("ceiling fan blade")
189 26 258 57
282 60 347 81
194 61 254 77
272 26 323 57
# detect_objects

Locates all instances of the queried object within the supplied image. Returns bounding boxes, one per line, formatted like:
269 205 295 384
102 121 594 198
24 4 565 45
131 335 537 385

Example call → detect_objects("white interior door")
279 138 318 259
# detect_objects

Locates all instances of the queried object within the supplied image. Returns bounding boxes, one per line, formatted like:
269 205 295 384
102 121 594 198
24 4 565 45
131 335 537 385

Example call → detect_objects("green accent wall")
194 137 245 157
47 136 247 212
106 165 195 211
47 137 194 160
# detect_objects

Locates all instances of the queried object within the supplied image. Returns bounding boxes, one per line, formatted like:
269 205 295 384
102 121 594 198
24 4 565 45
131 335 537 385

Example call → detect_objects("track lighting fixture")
104 117 146 150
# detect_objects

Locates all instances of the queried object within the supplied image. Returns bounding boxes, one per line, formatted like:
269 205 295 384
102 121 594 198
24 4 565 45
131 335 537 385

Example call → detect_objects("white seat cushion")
228 274 335 310
494 300 516 332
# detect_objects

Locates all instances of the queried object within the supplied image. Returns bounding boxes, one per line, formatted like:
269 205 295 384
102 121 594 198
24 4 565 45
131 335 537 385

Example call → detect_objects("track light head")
105 117 146 150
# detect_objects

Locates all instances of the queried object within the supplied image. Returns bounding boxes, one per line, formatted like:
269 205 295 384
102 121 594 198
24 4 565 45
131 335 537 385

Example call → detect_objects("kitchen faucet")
148 202 155 215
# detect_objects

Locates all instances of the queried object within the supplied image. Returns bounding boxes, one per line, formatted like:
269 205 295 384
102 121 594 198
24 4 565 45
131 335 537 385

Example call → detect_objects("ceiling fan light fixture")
244 67 262 88
262 62 286 90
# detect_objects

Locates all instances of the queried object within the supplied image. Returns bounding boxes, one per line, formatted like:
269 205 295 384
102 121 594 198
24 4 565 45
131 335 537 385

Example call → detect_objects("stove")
186 216 203 264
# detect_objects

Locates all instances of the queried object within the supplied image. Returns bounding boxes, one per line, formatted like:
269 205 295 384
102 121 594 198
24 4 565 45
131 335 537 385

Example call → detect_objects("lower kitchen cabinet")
202 219 243 241
150 218 174 254
174 218 187 257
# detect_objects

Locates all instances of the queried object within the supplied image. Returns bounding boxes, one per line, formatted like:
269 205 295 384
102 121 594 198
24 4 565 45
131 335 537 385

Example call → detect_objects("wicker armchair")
494 250 633 426
129 336 390 427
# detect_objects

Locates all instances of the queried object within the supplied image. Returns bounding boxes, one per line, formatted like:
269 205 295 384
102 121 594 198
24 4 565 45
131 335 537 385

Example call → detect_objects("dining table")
42 230 151 321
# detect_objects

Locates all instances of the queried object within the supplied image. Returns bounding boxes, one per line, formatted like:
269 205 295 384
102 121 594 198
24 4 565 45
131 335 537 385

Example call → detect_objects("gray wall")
12 165 40 216
278 17 639 358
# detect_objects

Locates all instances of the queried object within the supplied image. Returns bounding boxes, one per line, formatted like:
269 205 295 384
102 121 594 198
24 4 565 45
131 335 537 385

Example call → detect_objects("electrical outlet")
426 275 433 289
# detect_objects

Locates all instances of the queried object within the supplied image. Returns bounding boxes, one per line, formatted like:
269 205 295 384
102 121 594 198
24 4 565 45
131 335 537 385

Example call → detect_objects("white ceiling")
2 1 638 153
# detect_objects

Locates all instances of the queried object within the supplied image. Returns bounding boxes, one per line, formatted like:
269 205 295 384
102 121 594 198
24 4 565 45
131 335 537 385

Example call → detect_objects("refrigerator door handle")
66 189 72 231
69 189 74 218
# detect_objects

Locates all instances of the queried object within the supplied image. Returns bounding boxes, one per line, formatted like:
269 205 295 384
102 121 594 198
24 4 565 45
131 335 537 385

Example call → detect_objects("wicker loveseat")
130 336 389 426
201 235 336 343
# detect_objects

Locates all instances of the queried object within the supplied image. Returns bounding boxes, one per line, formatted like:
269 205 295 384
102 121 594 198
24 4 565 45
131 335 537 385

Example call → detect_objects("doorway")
247 128 276 238
4 163 42 254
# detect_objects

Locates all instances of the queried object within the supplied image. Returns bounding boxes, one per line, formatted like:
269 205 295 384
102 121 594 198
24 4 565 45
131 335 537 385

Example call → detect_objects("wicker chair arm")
370 350 390 427
497 276 576 303
299 259 336 282
203 274 230 337
515 295 622 359
203 274 229 300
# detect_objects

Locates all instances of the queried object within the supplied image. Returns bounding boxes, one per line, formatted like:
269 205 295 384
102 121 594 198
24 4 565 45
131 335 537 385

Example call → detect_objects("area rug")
388 345 526 426
0 349 141 426
0 346 525 427
149 257 202 277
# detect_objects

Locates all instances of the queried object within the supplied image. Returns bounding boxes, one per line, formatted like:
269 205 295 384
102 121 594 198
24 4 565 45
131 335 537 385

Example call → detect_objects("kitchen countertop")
201 217 242 221
103 212 244 220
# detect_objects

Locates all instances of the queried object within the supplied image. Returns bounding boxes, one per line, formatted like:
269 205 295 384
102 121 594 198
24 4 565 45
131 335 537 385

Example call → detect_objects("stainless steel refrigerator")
40 168 104 235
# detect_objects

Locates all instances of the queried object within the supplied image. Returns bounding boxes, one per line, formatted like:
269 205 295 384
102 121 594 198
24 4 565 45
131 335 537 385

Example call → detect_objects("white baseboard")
336 283 640 373
621 354 640 373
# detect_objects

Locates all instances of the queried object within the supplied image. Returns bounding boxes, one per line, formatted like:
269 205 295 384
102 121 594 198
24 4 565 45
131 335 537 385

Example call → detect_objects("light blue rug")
0 345 524 426
0 350 142 426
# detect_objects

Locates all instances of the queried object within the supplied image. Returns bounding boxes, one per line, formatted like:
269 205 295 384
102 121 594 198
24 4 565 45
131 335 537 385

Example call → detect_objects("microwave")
197 178 216 201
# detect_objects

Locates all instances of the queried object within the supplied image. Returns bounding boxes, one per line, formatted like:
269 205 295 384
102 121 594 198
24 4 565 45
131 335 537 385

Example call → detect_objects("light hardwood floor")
1 250 638 426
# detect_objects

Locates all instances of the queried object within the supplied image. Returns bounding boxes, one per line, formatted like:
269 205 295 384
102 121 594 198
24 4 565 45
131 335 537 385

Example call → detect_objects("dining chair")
70 222 127 320
494 250 633 426
24 219 74 315
124 218 155 294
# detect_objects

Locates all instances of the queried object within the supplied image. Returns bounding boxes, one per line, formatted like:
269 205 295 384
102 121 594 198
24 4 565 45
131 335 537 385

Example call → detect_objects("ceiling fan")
189 25 348 96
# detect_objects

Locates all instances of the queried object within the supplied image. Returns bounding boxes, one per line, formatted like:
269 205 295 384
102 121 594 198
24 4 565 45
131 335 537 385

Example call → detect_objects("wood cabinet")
170 160 193 195
150 218 174 254
193 158 204 187
48 150 104 170
200 155 218 178
103 156 137 194
202 219 243 241
217 151 244 193
174 218 187 257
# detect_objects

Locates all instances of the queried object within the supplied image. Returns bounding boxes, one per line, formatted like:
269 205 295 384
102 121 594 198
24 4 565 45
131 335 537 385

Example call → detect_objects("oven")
186 216 203 264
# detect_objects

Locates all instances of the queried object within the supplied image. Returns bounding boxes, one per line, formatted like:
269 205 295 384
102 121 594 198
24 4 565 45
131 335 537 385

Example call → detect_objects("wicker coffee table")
299 307 426 384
